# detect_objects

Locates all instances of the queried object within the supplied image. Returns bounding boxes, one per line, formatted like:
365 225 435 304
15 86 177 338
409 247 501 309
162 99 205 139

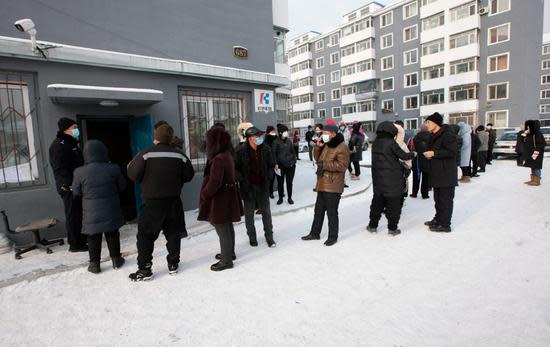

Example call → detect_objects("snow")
1 153 549 347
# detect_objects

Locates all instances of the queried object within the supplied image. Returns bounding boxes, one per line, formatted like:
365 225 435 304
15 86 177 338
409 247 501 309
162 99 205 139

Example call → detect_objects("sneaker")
301 233 320 241
215 253 237 261
324 239 337 247
129 267 153 282
366 226 377 233
111 256 125 269
288 198 294 205
88 261 100 274
210 261 233 272
388 229 401 236
168 263 179 275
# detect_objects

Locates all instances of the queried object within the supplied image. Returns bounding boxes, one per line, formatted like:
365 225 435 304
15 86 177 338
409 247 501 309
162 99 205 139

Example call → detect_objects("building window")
404 49 418 65
421 0 438 6
405 118 418 130
541 105 550 114
542 60 550 70
316 57 325 69
382 77 394 92
449 112 477 126
421 89 445 105
488 53 509 73
318 109 326 118
449 29 478 49
422 38 444 56
403 2 418 19
315 40 324 52
381 33 393 49
422 64 445 80
292 94 313 105
348 13 357 21
486 110 508 127
487 82 509 100
342 104 357 114
422 12 445 31
404 72 418 88
404 95 419 110
342 64 356 77
274 29 286 64
357 59 373 72
341 44 355 57
317 74 325 86
450 84 479 101
489 0 511 15
403 25 418 42
342 18 372 37
290 60 312 74
380 11 393 28
332 107 341 117
317 92 326 103
382 99 394 113
361 7 370 16
381 55 394 71
488 23 510 45
544 45 550 55
330 52 340 65
359 101 375 112
541 90 550 99
332 89 341 100
450 57 478 75
291 77 314 89
331 70 341 83
542 75 550 84
357 38 373 52
329 33 340 46
450 2 476 22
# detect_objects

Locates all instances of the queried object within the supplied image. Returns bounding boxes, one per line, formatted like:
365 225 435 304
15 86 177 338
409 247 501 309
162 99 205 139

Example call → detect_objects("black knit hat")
426 112 443 127
277 123 289 134
58 117 77 132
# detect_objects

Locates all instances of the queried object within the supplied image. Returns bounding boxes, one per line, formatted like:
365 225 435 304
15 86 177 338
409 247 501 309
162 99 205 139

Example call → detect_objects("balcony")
341 70 376 86
356 90 378 101
342 111 376 123
449 70 480 86
292 101 314 112
341 49 376 67
294 118 315 128
341 93 357 105
448 43 480 61
420 27 445 45
290 68 313 81
421 77 449 92
447 15 480 36
447 99 480 113
420 0 472 19
291 85 314 97
340 28 375 47
420 51 448 69
288 51 312 67
420 103 450 116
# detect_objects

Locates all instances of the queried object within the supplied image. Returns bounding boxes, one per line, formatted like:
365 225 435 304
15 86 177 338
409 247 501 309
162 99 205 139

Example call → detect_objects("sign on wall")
233 46 249 59
254 89 274 113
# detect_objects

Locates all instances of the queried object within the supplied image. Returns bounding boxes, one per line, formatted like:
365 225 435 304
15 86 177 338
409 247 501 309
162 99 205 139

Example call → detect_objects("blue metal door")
129 115 153 212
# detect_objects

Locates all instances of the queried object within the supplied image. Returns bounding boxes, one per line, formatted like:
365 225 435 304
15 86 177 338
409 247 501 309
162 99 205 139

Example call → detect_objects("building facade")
288 0 545 135
0 0 289 237
540 34 550 126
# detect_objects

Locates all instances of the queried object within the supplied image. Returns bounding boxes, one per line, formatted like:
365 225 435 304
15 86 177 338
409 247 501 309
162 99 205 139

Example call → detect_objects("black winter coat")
413 131 431 173
49 133 84 194
428 125 458 188
471 132 481 155
371 122 415 197
71 140 126 235
235 143 275 201
272 137 296 168
522 120 547 170
349 132 365 162
449 125 463 167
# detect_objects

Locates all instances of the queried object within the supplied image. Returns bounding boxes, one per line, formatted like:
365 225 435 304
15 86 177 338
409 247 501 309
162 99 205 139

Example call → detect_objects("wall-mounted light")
99 100 119 107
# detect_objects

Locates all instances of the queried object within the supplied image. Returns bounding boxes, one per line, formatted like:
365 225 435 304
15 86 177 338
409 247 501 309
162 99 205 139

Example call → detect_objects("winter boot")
460 176 471 183
528 176 541 186
424 219 438 227
301 233 320 241
277 198 284 205
87 261 100 274
210 260 234 272
430 225 452 233
248 232 258 247
215 253 237 261
129 264 153 282
366 226 377 233
265 234 276 248
111 256 125 269
288 197 294 205
168 263 179 275
388 229 401 236
324 238 338 247
524 175 534 184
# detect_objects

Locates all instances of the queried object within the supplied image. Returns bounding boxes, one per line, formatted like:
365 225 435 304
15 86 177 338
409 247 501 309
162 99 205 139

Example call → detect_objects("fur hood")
206 127 233 160
326 132 345 148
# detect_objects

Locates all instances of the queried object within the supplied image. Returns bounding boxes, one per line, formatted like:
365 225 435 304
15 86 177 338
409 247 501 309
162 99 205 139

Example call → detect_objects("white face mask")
269 132 276 136
282 131 288 138
322 134 330 143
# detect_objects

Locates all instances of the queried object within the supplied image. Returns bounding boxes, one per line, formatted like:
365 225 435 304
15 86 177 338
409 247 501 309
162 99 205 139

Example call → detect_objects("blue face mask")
256 136 265 146
71 128 80 139
322 134 330 143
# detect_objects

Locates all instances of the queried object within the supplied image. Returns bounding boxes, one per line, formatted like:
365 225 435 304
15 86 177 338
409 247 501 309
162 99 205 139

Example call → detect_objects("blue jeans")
531 168 542 177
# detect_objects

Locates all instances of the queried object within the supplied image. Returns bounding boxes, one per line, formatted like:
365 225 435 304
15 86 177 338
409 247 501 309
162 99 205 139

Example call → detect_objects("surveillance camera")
14 19 36 34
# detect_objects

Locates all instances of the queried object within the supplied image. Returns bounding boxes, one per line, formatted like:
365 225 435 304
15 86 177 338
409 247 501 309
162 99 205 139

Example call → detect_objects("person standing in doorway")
423 113 458 233
127 124 195 281
476 125 489 173
486 123 497 165
301 119 349 246
235 127 276 248
49 117 87 252
272 124 296 205
305 125 315 162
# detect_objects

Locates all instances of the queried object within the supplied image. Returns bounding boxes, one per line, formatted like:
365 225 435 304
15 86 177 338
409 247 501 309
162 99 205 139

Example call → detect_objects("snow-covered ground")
1 154 549 347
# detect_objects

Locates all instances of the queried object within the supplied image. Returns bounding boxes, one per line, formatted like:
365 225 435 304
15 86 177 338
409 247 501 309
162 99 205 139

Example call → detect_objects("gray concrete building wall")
312 32 342 119
540 39 550 121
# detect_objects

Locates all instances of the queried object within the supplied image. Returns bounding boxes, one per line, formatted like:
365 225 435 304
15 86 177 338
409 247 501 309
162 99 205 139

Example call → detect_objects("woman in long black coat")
521 120 547 186
72 140 127 274
348 122 365 180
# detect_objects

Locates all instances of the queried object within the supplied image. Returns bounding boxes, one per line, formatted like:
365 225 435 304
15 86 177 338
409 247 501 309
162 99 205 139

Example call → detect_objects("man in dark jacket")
264 125 277 199
423 113 458 233
486 123 497 165
272 124 297 205
49 117 87 252
367 122 415 236
410 125 431 199
127 124 195 281
235 127 276 248
305 125 315 162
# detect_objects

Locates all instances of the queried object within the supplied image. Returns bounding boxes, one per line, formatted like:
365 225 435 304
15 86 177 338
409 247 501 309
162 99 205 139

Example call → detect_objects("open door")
129 115 153 212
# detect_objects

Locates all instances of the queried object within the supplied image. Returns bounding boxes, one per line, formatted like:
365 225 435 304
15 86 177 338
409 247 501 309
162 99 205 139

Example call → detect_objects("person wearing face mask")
272 124 297 205
49 117 87 252
305 125 315 162
264 125 277 199
235 127 276 247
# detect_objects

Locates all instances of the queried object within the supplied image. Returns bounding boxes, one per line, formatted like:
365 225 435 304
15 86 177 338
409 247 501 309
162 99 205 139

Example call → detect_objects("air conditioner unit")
479 7 488 15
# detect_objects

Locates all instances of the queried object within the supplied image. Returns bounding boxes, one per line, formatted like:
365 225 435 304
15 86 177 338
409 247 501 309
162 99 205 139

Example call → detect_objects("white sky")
288 0 550 39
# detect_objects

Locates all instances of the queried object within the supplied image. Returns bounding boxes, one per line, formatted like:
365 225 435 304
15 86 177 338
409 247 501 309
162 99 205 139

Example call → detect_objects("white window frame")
422 12 445 31
332 107 341 117
403 48 418 66
330 52 340 65
404 118 419 130
544 45 550 55
485 110 509 128
542 75 550 85
403 24 418 43
450 1 477 22
487 82 509 100
331 70 341 83
404 72 418 88
329 33 340 47
382 98 394 111
331 88 341 100
318 109 326 118
381 55 394 71
315 40 324 52
317 74 326 87
487 52 510 73
316 57 325 69
403 95 420 110
382 77 395 92
317 92 326 103
403 1 418 20
541 90 550 99
489 0 511 16
380 11 394 28
488 23 511 46
542 59 550 70
381 33 394 50
540 105 550 114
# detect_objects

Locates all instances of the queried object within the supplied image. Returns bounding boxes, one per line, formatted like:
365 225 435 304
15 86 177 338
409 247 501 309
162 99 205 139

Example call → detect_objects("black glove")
315 161 324 177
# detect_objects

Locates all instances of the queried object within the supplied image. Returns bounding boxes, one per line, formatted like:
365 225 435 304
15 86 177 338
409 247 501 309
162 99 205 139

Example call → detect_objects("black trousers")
433 187 455 228
214 223 235 263
61 191 87 248
460 166 471 177
478 151 487 171
348 161 361 176
368 194 403 231
471 152 479 176
136 198 184 269
87 231 121 263
277 165 296 199
308 145 314 161
310 192 341 240
412 164 430 198
243 185 273 236
487 146 494 164
293 145 299 160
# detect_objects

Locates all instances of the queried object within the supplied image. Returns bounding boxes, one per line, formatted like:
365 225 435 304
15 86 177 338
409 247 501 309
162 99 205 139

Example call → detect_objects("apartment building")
541 34 550 125
288 0 545 134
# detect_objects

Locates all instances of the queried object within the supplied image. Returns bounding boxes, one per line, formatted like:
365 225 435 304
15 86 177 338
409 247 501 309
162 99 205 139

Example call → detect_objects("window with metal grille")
1 72 43 189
